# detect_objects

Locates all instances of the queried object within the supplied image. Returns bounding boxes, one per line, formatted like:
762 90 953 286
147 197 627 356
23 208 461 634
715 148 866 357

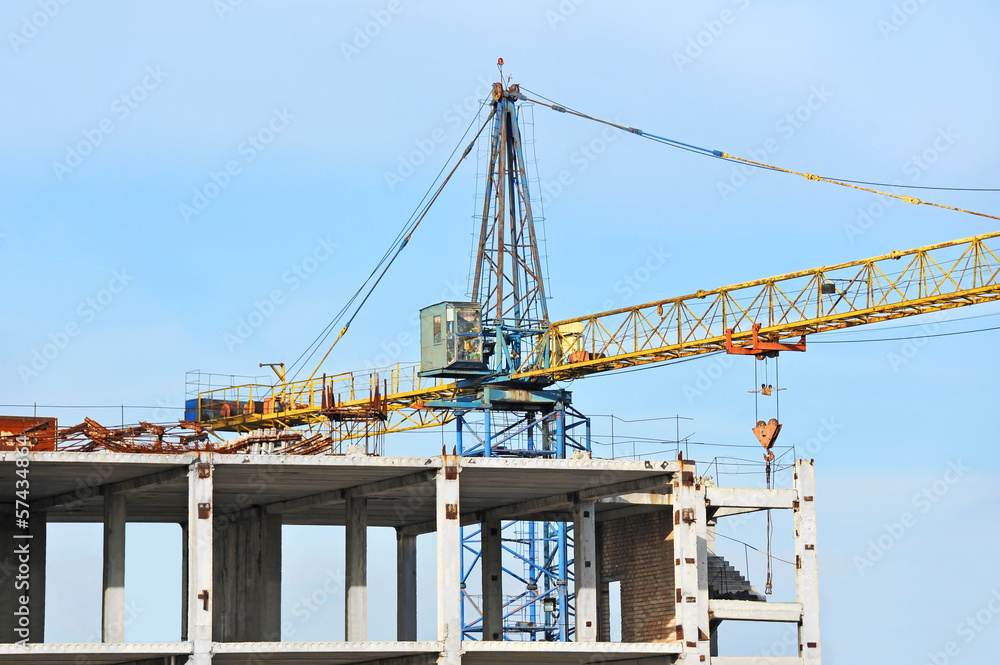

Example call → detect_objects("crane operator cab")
419 302 489 378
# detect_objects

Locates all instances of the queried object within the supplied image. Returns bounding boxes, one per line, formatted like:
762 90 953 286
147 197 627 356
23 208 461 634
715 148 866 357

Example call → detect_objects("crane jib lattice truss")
184 228 1000 441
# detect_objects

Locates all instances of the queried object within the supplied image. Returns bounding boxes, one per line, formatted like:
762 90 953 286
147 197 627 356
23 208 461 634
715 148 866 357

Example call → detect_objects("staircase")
707 553 766 601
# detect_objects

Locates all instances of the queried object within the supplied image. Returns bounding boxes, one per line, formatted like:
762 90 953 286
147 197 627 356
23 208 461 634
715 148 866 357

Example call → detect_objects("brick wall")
598 510 675 642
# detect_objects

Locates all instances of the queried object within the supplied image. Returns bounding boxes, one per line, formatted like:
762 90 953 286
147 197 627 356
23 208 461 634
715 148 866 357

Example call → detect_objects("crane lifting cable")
518 87 1000 223
287 104 497 384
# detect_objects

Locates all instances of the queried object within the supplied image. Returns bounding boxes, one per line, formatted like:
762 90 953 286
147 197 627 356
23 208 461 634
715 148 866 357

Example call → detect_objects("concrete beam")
578 474 673 500
795 460 822 665
400 473 674 536
345 491 367 641
709 599 803 622
101 489 126 643
709 506 769 519
481 518 503 641
34 466 188 511
596 491 671 522
399 492 572 536
574 500 597 643
267 469 437 515
396 530 417 641
352 470 438 497
712 659 803 665
705 487 797 511
267 488 343 515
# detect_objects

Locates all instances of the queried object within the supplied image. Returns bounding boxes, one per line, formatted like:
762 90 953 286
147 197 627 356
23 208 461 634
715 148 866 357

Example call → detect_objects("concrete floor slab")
0 453 678 529
0 641 192 664
461 640 682 664
212 640 442 663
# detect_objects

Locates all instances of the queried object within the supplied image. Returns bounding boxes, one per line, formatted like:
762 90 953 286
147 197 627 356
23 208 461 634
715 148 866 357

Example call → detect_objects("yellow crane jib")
514 229 1000 382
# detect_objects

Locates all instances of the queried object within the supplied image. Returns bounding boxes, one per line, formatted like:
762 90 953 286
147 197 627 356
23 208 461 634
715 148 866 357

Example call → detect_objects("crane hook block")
753 418 782 450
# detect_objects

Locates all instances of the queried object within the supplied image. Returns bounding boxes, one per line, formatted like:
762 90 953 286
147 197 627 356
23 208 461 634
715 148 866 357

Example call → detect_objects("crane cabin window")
433 315 442 344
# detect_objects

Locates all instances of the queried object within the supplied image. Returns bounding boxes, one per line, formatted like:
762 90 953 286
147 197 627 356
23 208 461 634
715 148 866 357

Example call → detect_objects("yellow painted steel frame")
516 230 1000 381
200 230 1000 435
198 363 462 435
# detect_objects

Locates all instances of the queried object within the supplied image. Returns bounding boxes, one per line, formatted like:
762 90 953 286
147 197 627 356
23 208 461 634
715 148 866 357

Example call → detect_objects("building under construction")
5 70 1000 664
0 427 821 664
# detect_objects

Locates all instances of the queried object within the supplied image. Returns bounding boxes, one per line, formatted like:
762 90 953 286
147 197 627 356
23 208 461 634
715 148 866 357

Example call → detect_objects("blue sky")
2 0 999 660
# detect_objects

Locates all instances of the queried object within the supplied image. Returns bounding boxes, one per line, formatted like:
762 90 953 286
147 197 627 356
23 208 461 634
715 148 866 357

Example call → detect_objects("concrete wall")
212 505 281 642
598 511 675 643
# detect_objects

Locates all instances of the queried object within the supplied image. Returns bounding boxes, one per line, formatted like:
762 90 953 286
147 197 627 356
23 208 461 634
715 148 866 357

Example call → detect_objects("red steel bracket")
725 323 806 359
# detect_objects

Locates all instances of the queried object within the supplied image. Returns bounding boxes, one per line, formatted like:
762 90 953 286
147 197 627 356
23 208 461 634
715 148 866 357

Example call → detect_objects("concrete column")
102 488 126 643
345 491 367 641
0 504 15 643
481 518 503 641
27 510 46 643
671 462 710 661
260 511 282 641
795 459 822 665
437 458 461 664
0 505 41 644
396 530 417 641
574 500 597 642
213 510 235 640
180 522 188 641
706 517 717 658
187 461 213 665
213 506 281 642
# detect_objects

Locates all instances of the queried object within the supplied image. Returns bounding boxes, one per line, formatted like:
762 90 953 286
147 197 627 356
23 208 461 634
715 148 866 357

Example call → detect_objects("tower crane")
171 71 1000 641
55 67 999 640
